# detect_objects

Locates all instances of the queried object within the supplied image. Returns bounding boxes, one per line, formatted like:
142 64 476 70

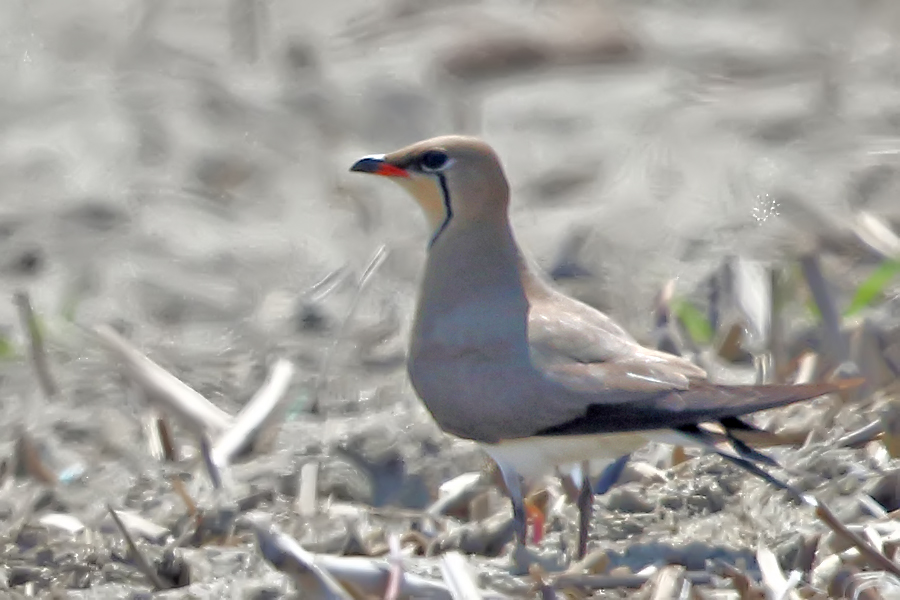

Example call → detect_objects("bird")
349 135 852 563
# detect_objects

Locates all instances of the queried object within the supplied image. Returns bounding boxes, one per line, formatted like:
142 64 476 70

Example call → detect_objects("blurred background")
4 0 900 354
2 0 900 595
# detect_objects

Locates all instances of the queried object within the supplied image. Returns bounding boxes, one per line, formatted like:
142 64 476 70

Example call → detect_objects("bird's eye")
419 150 449 172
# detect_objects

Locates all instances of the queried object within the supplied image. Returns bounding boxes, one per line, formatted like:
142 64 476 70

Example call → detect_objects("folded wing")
526 294 842 435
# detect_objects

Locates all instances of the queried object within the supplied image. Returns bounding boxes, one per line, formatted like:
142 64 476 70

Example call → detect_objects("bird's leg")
524 496 545 544
594 455 630 496
574 456 629 560
495 460 527 546
494 459 540 573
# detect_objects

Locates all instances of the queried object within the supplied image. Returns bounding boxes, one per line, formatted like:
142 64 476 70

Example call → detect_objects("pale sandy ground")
1 0 900 597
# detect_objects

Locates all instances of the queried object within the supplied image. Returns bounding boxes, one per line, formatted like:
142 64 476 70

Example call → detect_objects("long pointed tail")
674 423 813 506
678 378 863 421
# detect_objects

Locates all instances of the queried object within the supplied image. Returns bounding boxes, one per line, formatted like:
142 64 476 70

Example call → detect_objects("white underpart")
481 430 700 484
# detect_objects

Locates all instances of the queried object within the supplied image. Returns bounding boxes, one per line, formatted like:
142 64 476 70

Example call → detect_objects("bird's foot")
508 541 566 576
510 542 538 576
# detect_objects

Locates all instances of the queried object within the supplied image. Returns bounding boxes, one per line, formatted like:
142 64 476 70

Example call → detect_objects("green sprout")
671 297 714 346
844 259 900 318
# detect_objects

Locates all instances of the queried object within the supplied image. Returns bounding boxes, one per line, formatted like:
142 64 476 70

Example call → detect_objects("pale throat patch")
396 177 449 238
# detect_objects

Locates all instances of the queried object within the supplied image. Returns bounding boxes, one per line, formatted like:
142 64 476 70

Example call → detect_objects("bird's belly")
481 430 676 482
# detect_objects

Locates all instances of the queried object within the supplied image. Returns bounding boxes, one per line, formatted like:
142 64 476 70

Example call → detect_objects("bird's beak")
349 154 409 178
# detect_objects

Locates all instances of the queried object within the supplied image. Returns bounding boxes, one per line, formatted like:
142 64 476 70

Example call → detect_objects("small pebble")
811 554 843 590
618 461 667 485
605 487 655 513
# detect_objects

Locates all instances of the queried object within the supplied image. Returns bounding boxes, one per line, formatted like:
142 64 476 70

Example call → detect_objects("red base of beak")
350 156 409 178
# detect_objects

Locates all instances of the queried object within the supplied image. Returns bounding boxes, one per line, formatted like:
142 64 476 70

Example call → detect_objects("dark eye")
419 150 448 172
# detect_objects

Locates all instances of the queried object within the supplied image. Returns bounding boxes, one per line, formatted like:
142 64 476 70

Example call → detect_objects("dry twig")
384 534 404 600
830 565 888 600
528 564 558 600
210 358 295 468
757 544 801 600
647 565 688 600
298 461 320 517
200 436 224 491
552 571 715 590
170 476 199 517
253 522 508 599
852 212 900 260
91 325 233 435
14 291 58 399
14 431 57 485
107 504 170 591
313 244 389 413
157 416 178 461
253 522 476 599
815 500 900 577
428 471 488 517
713 560 766 599
440 551 484 600
838 421 884 448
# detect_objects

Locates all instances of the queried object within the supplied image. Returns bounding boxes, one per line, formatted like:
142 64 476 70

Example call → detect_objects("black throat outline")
429 173 453 248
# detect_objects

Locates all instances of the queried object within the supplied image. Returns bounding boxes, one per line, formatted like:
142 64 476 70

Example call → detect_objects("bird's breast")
413 308 518 351
406 338 543 443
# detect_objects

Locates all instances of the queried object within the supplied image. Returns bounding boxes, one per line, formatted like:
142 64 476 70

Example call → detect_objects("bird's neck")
412 219 546 348
425 219 524 294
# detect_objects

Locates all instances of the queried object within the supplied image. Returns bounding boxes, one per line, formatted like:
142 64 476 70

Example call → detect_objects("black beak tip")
349 156 383 174
349 155 409 178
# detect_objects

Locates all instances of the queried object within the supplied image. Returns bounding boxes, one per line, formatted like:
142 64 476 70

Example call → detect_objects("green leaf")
671 298 714 346
844 259 900 317
806 299 821 321
0 335 16 360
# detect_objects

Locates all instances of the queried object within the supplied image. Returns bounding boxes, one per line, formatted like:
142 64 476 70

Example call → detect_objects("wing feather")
525 294 845 436
528 294 706 394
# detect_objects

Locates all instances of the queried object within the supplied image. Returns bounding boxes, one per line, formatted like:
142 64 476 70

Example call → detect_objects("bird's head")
350 135 510 245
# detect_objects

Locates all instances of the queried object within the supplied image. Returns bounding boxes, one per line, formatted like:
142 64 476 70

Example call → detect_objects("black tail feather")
676 424 810 505
718 416 756 431
716 421 782 468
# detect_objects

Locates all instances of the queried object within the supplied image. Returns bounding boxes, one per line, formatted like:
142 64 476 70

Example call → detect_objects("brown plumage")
351 135 849 552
